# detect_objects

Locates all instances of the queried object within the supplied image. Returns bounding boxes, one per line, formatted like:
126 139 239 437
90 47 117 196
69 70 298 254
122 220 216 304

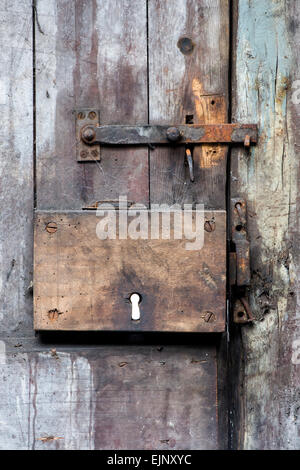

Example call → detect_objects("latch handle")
185 149 194 182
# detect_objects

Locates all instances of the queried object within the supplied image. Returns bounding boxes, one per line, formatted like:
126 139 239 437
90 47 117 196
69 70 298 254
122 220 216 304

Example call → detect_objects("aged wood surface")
230 0 300 450
0 340 219 450
27 0 225 450
34 211 226 332
0 1 33 336
5 0 300 452
148 0 229 209
36 0 149 209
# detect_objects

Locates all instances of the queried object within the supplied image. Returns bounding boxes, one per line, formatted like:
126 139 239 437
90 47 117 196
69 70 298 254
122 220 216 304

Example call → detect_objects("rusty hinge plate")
230 198 254 324
230 198 250 287
75 108 101 162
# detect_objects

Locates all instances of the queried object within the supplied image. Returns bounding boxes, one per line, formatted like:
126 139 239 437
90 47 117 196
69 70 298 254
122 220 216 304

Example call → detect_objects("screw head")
204 312 215 323
204 220 216 232
166 127 182 142
46 222 57 233
91 149 99 159
80 150 88 159
82 126 96 143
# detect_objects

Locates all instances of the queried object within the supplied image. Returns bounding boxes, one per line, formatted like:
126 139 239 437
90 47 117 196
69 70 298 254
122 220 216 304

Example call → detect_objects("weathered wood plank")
34 211 226 332
32 0 225 450
0 1 33 335
0 341 218 450
148 0 229 209
148 1 230 448
35 0 149 210
231 0 300 450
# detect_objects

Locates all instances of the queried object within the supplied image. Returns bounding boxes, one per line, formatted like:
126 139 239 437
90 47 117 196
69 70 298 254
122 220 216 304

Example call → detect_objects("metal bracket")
230 199 250 287
230 198 253 324
75 109 101 162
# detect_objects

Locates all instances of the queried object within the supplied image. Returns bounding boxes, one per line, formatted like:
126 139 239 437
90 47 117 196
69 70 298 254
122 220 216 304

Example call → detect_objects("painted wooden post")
231 0 300 450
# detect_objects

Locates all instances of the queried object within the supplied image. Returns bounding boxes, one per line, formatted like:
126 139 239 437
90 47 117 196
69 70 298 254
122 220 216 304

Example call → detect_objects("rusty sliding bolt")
80 123 258 146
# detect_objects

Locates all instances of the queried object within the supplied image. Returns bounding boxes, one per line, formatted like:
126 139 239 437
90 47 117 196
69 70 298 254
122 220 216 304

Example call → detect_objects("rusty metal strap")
81 123 258 146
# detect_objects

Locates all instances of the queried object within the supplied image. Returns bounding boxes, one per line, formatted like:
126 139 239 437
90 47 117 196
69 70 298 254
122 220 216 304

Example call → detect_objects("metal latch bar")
80 123 258 146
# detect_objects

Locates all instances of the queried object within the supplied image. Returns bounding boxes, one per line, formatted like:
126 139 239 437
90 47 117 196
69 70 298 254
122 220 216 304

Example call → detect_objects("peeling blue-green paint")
235 0 292 187
233 0 300 451
236 0 291 133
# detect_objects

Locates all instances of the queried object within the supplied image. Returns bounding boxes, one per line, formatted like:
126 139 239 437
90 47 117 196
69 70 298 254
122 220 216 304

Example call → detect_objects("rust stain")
275 76 290 105
160 438 176 447
38 436 64 443
198 263 218 290
192 78 227 169
48 308 63 320
240 258 247 271
192 78 205 120
191 358 208 364
201 146 224 168
50 348 59 360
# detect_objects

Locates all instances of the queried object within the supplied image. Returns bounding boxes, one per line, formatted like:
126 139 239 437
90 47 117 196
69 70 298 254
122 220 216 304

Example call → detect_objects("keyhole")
130 293 141 321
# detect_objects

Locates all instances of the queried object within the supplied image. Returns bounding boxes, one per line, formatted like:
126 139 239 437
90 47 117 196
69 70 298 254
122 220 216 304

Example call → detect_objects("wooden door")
33 0 229 449
2 0 299 451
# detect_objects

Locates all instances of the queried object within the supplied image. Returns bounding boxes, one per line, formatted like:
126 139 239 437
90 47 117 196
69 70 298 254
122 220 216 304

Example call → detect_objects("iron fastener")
204 220 216 232
166 127 182 142
81 126 96 143
204 312 215 323
46 222 57 233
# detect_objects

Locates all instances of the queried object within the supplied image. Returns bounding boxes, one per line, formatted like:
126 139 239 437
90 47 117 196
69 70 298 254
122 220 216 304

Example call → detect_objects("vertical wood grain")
31 0 227 450
0 345 96 450
35 0 149 209
0 1 33 335
231 0 300 450
148 0 229 209
148 0 230 449
0 341 218 450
